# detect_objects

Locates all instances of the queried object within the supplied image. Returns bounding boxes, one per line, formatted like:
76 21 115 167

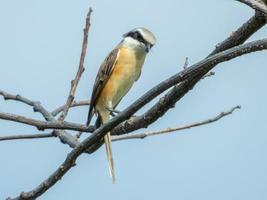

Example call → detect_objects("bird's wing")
87 48 120 125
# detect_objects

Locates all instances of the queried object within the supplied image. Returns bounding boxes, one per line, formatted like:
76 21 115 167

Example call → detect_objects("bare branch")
8 38 267 200
183 57 189 69
0 90 81 148
52 100 90 117
112 12 267 136
209 12 266 56
0 133 54 141
0 112 94 132
237 0 267 14
0 90 51 121
58 8 93 121
112 106 241 141
202 71 215 79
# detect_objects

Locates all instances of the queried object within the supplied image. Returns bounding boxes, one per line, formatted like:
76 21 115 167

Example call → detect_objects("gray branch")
0 133 54 141
58 8 92 121
0 90 81 148
112 106 240 141
52 100 90 117
237 0 267 14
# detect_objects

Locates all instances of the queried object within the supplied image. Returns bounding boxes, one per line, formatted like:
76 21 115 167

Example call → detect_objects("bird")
86 27 156 183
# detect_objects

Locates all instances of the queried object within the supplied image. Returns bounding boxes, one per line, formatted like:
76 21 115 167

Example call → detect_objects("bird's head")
122 27 156 53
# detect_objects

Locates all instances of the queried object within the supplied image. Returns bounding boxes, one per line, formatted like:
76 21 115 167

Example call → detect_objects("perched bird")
86 27 156 183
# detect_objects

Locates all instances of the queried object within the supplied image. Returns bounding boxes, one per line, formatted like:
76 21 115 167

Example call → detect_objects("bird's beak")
145 43 153 53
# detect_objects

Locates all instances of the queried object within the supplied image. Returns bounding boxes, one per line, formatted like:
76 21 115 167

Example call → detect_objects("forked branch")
58 8 93 121
112 105 241 141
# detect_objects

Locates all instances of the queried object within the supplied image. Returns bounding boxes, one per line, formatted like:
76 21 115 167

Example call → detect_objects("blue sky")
0 0 267 199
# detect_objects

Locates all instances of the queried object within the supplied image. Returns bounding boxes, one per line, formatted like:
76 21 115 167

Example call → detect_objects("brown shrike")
87 27 156 183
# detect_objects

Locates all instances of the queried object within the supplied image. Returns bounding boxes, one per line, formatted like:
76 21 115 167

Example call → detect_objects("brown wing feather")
86 48 119 125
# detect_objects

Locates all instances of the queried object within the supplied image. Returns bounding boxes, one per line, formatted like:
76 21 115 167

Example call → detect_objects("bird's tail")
104 132 116 183
101 113 116 183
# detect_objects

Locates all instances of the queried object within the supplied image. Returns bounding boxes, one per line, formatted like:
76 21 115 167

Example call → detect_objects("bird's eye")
133 32 140 39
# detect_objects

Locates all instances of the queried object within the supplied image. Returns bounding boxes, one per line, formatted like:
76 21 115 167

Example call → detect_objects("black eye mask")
126 31 149 46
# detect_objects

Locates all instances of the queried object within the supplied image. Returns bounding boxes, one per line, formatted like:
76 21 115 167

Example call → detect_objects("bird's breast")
97 47 146 110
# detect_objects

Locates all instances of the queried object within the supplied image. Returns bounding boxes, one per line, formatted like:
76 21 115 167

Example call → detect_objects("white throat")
121 37 146 53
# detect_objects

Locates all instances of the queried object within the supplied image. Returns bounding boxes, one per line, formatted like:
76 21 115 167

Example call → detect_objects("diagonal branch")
237 0 267 14
58 8 92 121
209 11 266 56
111 12 267 136
8 37 267 200
112 105 241 141
0 133 54 141
52 100 90 117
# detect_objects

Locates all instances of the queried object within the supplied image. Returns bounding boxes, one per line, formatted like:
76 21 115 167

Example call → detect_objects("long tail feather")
104 132 116 183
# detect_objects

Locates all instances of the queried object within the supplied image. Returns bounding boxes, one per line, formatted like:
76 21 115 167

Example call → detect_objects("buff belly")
96 47 146 113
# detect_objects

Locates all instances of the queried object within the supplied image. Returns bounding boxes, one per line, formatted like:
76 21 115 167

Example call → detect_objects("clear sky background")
0 0 267 199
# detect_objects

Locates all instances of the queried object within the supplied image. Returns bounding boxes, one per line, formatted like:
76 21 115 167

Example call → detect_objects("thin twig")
0 90 81 148
58 8 93 121
0 90 51 120
52 100 90 116
0 112 94 132
183 57 189 69
237 0 267 14
112 106 241 141
0 133 54 141
202 71 215 79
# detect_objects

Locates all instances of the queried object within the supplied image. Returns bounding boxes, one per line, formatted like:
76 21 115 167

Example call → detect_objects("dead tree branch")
58 8 92 121
8 37 267 200
0 90 81 148
237 0 267 14
0 133 54 141
0 90 51 121
0 112 93 132
111 12 267 136
112 105 241 141
52 100 90 116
